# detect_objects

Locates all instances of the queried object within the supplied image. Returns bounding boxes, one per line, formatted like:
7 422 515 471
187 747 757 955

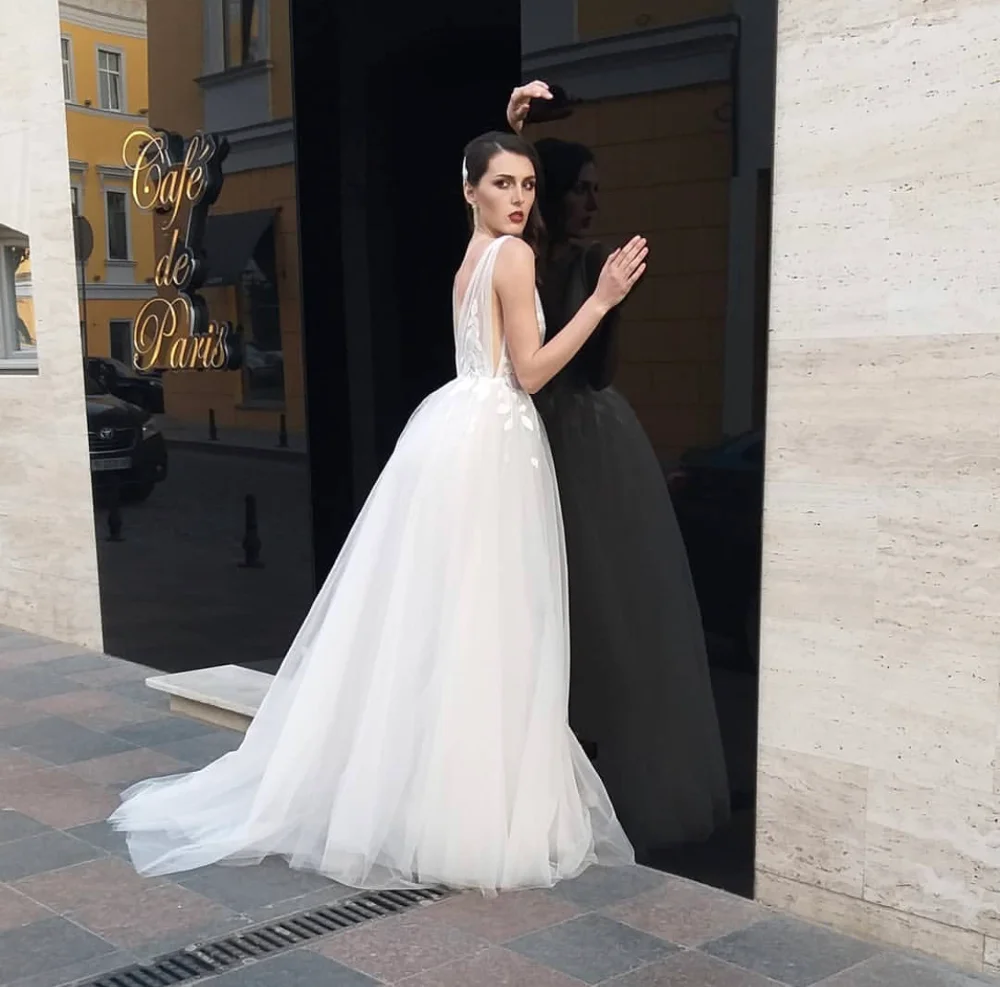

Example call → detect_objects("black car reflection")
86 373 168 502
667 431 764 668
86 356 165 414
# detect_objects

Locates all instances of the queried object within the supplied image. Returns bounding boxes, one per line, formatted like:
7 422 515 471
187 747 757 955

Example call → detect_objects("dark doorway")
289 0 521 583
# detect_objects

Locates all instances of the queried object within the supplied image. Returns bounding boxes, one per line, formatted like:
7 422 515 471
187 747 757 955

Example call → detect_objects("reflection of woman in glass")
509 83 730 856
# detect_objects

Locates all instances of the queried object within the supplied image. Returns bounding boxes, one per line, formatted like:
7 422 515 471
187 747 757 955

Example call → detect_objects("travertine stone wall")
0 0 102 647
758 0 1000 973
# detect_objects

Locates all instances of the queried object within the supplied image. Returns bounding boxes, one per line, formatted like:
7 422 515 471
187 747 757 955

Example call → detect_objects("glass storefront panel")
75 0 312 674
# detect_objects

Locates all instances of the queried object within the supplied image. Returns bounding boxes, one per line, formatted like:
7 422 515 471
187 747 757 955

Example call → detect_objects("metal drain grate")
79 886 450 987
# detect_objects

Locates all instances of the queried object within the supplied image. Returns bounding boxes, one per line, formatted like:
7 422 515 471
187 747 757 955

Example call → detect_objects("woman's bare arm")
494 236 646 395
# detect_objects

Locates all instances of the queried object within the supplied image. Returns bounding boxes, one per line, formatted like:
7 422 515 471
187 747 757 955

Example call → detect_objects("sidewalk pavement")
156 415 307 458
0 624 995 987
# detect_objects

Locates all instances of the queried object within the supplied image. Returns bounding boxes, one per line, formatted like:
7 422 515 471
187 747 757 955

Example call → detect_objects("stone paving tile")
815 952 997 987
0 718 136 765
65 664 156 688
127 911 265 964
23 689 120 718
0 668 87 702
104 677 172 708
314 907 491 982
0 697 48 729
155 730 243 766
63 747 188 787
245 881 356 922
396 945 588 985
175 857 341 912
108 681 170 715
60 696 168 732
39 653 117 675
426 887 585 943
0 884 53 932
0 831 103 881
0 649 97 677
104 779 135 797
0 915 117 983
65 821 131 858
606 950 783 986
703 917 880 987
551 865 668 911
23 644 98 662
0 809 49 843
13 856 238 951
5 950 133 987
209 949 381 986
0 641 88 666
1 766 119 827
0 632 48 645
12 856 167 911
110 714 221 747
0 749 51 780
605 873 767 947
509 913 677 984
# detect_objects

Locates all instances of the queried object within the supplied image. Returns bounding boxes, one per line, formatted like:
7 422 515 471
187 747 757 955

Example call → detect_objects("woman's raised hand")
506 80 553 133
593 237 648 311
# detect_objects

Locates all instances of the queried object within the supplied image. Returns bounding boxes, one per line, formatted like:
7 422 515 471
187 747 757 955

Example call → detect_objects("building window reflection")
97 47 124 111
105 189 129 261
109 319 133 365
219 0 268 70
61 36 74 102
238 225 283 403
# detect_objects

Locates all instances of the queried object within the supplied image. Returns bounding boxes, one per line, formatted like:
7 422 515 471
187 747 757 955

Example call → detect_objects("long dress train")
109 235 634 892
535 241 730 856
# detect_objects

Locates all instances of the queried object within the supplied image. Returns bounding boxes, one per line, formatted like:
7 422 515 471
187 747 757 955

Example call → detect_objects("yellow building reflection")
59 0 156 362
143 0 304 437
61 0 303 442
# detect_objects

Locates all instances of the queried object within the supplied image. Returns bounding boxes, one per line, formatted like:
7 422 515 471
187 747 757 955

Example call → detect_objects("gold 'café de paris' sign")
122 128 241 372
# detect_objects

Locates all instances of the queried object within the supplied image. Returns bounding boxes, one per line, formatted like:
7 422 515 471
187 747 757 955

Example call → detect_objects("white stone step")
146 665 273 732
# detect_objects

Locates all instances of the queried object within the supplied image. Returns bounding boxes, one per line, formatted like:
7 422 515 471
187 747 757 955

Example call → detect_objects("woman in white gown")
110 130 648 893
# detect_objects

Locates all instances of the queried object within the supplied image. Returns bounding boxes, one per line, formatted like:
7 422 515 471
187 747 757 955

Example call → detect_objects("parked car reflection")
86 372 168 503
86 356 165 414
667 431 764 668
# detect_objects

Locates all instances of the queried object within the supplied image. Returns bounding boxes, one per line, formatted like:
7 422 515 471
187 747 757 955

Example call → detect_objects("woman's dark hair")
534 138 595 248
462 130 545 258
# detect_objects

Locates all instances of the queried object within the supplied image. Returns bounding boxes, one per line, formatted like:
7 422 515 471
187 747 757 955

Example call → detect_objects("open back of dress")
453 234 544 379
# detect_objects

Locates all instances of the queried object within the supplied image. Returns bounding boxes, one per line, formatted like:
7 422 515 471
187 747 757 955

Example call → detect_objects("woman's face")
563 160 599 238
466 150 536 237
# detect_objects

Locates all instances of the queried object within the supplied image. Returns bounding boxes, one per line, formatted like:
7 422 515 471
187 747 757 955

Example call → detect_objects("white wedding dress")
110 234 634 892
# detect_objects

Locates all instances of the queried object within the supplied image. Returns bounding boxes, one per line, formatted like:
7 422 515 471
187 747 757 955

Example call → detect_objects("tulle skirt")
110 374 634 892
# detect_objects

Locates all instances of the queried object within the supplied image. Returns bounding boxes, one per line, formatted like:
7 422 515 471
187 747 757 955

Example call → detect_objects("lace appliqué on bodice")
453 238 546 469
454 239 546 381
456 296 489 378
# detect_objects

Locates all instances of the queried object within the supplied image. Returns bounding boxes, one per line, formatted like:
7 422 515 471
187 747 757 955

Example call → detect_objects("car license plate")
91 457 132 473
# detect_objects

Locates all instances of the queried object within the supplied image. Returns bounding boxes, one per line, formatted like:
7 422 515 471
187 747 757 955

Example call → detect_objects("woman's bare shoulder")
494 236 536 286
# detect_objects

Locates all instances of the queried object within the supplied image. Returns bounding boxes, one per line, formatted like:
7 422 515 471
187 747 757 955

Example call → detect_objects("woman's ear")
463 184 475 208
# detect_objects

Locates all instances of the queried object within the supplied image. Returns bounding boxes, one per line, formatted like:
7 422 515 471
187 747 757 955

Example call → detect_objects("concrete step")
146 664 273 732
